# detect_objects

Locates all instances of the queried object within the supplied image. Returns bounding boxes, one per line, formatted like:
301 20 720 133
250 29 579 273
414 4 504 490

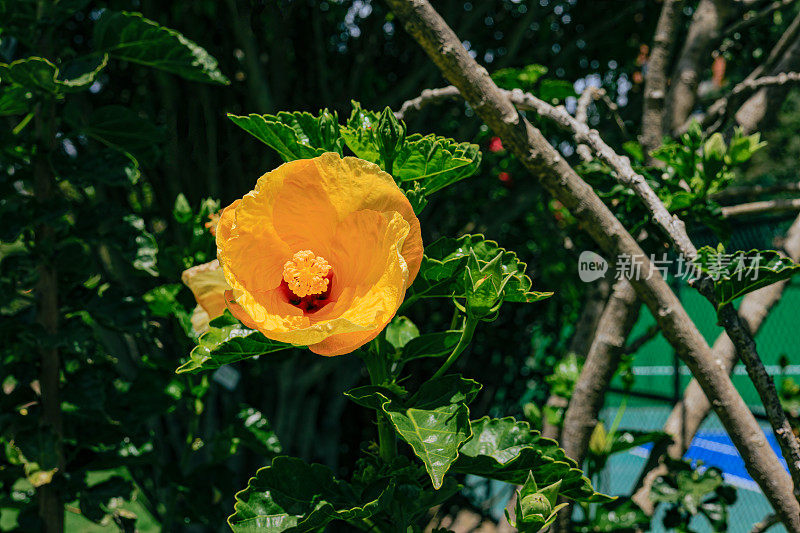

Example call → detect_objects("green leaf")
227 110 343 161
652 459 732 522
409 234 553 304
579 498 650 532
0 85 33 116
491 64 549 91
545 353 583 399
452 417 612 503
0 55 106 94
391 134 481 195
340 102 481 195
66 105 164 161
401 330 462 361
173 193 193 224
79 476 134 523
176 311 290 374
235 406 283 457
538 79 576 102
693 247 800 308
228 456 392 532
358 375 480 489
94 11 229 84
385 316 420 350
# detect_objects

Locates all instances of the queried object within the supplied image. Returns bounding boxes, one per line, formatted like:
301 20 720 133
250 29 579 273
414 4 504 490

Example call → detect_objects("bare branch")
722 197 800 217
751 514 780 533
561 278 640 465
722 0 795 41
394 86 460 121
385 0 800 526
686 71 800 135
641 0 682 158
712 181 800 203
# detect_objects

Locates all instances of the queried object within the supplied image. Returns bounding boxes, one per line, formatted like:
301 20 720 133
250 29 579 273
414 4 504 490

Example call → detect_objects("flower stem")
364 343 397 463
430 317 479 381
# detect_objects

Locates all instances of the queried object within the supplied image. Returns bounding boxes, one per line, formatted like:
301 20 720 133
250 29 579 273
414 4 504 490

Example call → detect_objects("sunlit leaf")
228 110 342 161
694 246 800 309
452 417 612 503
94 11 229 84
350 375 480 489
408 234 552 304
176 311 290 374
0 55 107 94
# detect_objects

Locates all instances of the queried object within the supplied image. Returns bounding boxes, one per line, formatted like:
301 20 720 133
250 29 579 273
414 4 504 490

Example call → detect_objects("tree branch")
667 0 732 132
384 0 800 527
633 213 800 513
711 181 800 203
561 278 640 466
722 197 800 217
641 0 682 158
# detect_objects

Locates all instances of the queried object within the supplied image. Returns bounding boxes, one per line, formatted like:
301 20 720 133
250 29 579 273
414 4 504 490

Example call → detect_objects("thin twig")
751 513 780 533
685 71 800 135
712 181 800 203
722 197 800 217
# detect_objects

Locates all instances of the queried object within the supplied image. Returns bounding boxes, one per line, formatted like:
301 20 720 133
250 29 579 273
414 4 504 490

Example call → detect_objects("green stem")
429 317 479 382
363 345 397 463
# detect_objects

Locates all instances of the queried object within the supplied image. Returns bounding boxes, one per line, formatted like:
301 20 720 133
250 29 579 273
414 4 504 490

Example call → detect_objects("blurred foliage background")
2 0 799 531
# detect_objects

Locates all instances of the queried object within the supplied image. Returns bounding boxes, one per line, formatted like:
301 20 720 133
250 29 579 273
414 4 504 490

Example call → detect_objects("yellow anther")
282 250 332 297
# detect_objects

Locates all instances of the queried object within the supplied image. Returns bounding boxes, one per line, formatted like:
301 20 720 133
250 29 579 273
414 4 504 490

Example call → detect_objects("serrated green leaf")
94 11 228 84
0 55 106 94
392 134 481 194
228 456 392 532
341 102 481 195
176 311 290 374
452 417 612 503
694 247 800 308
227 110 343 161
354 376 480 489
408 234 552 304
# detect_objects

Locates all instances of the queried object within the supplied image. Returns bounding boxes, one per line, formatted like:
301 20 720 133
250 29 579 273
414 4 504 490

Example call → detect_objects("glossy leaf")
354 375 480 489
0 55 106 94
409 234 553 304
341 102 481 194
392 134 481 194
228 456 391 532
694 247 800 308
94 11 229 84
452 417 612 503
176 311 290 374
228 110 343 161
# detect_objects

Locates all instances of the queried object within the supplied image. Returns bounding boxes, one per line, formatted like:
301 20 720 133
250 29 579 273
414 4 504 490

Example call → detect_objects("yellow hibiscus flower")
183 152 423 356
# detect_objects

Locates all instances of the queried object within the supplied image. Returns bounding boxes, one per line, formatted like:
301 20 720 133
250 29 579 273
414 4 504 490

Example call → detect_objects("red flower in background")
488 136 504 152
498 171 513 187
